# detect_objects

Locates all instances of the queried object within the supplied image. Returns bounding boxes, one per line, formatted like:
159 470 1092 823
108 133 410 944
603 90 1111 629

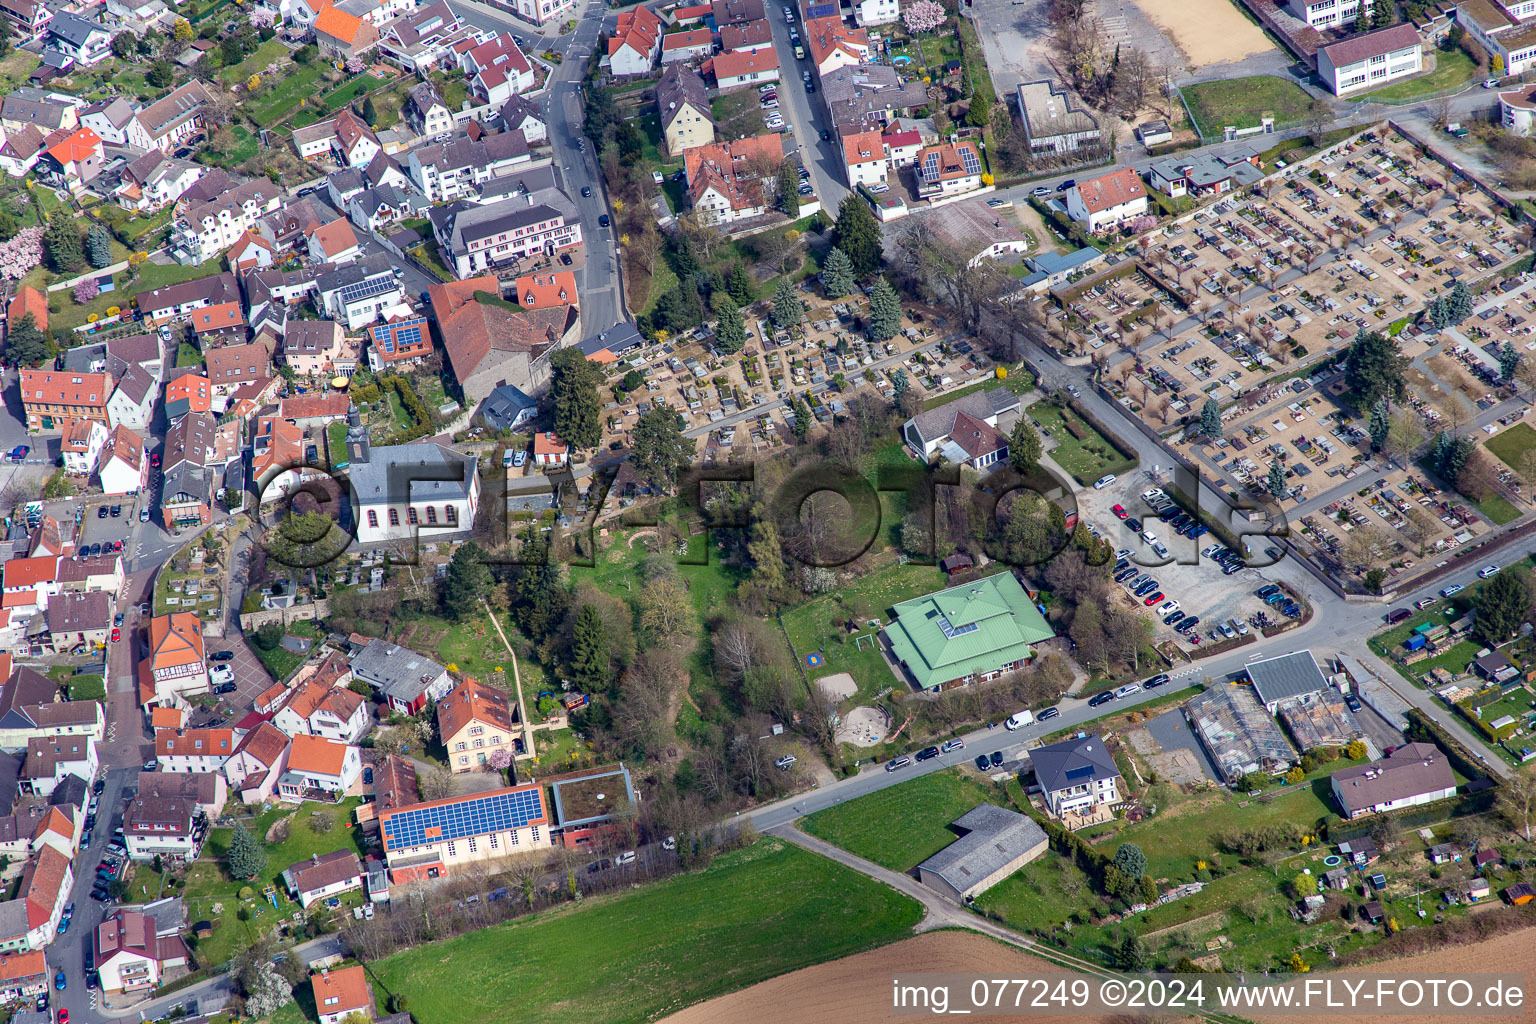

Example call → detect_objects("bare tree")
1384 410 1426 468
1500 766 1536 842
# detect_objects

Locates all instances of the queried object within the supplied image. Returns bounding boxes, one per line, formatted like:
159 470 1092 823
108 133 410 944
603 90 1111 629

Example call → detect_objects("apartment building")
18 370 113 431
1317 24 1424 95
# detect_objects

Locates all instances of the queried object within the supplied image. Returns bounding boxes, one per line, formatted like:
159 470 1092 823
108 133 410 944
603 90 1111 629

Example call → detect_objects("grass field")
1026 401 1137 485
1356 50 1475 103
365 838 922 1024
36 257 225 335
920 366 1036 412
1486 422 1536 476
247 63 327 126
219 38 291 84
1182 76 1314 136
226 126 259 165
802 770 1001 871
1476 493 1522 525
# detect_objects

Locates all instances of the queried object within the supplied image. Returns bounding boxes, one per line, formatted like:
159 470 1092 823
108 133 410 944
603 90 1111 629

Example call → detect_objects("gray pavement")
766 9 848 214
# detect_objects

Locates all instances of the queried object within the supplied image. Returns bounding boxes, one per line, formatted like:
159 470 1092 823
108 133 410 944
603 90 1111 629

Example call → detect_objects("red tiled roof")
20 370 112 410
7 285 46 332
288 734 351 777
512 271 577 310
45 126 100 167
711 47 778 80
1073 167 1146 214
3 556 56 590
842 129 883 167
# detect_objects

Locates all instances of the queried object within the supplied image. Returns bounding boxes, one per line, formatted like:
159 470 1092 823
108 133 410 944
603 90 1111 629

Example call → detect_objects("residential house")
95 909 189 993
313 965 372 1024
190 302 247 340
58 417 107 476
106 366 156 432
1031 733 1123 818
138 770 225 819
43 591 111 652
0 950 45 1000
0 845 70 951
154 727 234 773
0 0 52 43
406 130 534 203
121 793 199 861
0 557 57 615
226 231 276 272
282 320 347 377
712 0 764 24
141 612 208 706
512 270 577 310
22 735 97 797
804 16 868 76
915 139 984 200
283 849 364 909
406 80 454 137
709 47 780 90
1065 166 1147 233
461 34 535 105
852 0 897 24
1331 742 1458 818
429 191 581 278
315 3 380 58
1015 80 1099 155
683 133 783 225
1145 145 1264 199
167 177 285 266
531 430 568 467
841 129 886 188
307 219 364 266
6 285 46 333
1318 24 1423 95
821 64 927 135
35 124 101 193
378 784 551 882
18 370 112 431
53 553 123 598
316 256 408 330
164 375 211 422
273 679 369 743
205 343 269 403
349 637 451 715
222 722 291 804
881 572 1054 691
720 18 773 51
292 118 340 160
98 425 148 496
80 97 136 146
277 734 361 800
428 276 577 404
0 90 75 134
126 81 213 154
332 108 381 168
43 12 112 66
0 659 104 750
438 677 519 771
366 315 432 369
499 0 575 27
657 62 714 155
0 125 45 178
134 271 241 325
607 4 664 74
901 382 1020 459
661 26 712 62
378 2 473 74
251 413 308 503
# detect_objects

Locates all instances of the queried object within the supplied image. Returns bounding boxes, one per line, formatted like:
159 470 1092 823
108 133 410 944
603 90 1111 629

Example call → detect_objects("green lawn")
1486 422 1536 471
1356 50 1475 103
247 63 327 126
921 367 1036 411
366 837 921 1024
802 770 1002 872
219 38 291 84
43 257 226 335
327 420 349 467
1027 401 1138 485
411 242 454 282
1181 76 1314 136
176 341 203 368
1476 493 1522 525
226 126 259 165
579 527 746 622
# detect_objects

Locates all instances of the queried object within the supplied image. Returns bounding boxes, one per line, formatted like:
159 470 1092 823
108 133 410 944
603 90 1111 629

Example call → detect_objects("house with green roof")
882 572 1055 691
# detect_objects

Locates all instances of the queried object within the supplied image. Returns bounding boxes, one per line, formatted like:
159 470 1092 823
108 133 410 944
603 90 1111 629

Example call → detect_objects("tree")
1306 99 1331 147
1364 398 1389 452
1384 410 1426 467
714 295 746 354
236 956 292 1018
1293 872 1318 898
776 162 799 216
1200 398 1221 439
1267 460 1288 499
5 312 47 367
1009 417 1043 472
819 246 855 298
630 405 690 492
173 16 193 41
1118 933 1149 971
112 30 136 58
147 58 175 88
362 95 378 127
86 224 112 269
790 395 811 440
1345 331 1409 408
0 226 42 280
72 277 99 304
903 0 945 31
638 573 694 646
43 215 83 273
771 279 803 330
226 821 266 880
549 348 603 449
1113 842 1147 880
890 367 910 402
867 276 901 341
442 541 493 620
726 261 754 306
830 193 882 275
1500 341 1522 384
1499 765 1536 842
569 604 609 689
1474 569 1531 643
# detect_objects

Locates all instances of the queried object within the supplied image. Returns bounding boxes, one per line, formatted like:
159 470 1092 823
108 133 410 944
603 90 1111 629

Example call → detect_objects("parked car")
1056 179 1076 192
1088 691 1115 707
580 186 592 197
1031 186 1051 197
1093 473 1117 489
1441 583 1465 597
940 737 965 753
1036 707 1060 721
1479 564 1501 578
1114 682 1142 698
209 650 235 663
916 746 941 762
1344 694 1363 712
974 753 991 770
614 851 637 866
885 756 911 772
1111 504 1128 519
988 751 1003 768
1144 673 1170 688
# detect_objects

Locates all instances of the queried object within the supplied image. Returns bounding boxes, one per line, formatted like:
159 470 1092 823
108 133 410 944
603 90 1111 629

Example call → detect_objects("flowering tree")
903 0 945 33
487 748 513 771
345 56 365 74
73 277 100 304
1128 215 1158 235
0 227 43 281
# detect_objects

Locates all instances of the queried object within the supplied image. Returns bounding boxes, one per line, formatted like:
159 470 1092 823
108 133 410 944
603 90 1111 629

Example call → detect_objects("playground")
834 706 891 747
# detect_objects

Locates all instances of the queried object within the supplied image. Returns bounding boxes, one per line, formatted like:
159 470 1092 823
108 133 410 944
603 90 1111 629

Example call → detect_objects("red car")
1111 504 1128 520
1143 591 1163 606
110 628 120 643
59 1010 68 1024
149 452 160 468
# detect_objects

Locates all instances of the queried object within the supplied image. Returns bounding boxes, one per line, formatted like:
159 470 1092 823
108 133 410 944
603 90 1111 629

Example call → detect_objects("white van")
1004 710 1035 730
1094 473 1117 490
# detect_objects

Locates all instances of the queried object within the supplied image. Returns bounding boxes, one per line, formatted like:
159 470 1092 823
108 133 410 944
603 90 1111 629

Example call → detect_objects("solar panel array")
936 615 978 640
371 319 425 356
338 274 398 307
382 787 545 850
959 147 982 177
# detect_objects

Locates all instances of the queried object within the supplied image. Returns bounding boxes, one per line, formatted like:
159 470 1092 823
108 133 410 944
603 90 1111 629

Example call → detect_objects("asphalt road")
765 9 847 213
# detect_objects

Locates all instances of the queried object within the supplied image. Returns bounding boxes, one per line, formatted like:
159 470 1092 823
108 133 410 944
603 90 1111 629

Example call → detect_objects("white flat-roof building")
1291 0 1372 28
1317 24 1424 95
1015 81 1099 155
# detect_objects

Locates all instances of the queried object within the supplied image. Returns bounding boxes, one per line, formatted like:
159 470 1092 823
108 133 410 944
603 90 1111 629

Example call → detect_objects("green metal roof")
882 572 1054 689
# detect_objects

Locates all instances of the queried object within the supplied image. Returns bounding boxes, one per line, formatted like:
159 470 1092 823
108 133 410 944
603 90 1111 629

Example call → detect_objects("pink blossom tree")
486 748 513 771
0 227 44 281
345 56 366 74
1128 215 1158 235
73 277 100 304
903 0 945 33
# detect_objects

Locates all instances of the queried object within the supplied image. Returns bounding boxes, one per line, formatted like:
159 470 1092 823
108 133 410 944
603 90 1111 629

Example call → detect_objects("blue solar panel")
339 275 397 306
382 788 545 850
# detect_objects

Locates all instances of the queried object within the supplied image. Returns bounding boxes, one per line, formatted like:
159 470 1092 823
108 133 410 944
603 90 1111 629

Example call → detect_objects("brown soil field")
1133 0 1274 69
662 926 1536 1024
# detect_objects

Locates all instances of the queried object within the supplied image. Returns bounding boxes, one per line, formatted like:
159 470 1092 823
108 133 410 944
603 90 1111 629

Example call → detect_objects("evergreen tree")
1118 933 1150 971
890 367 909 400
790 396 811 440
1501 340 1522 384
1344 330 1409 407
714 295 746 354
867 276 901 341
569 604 609 690
1428 296 1450 330
1369 398 1390 450
1448 279 1473 323
777 162 799 215
1009 417 1043 472
43 215 82 273
726 261 754 307
1267 460 1288 499
1200 398 1222 438
86 224 112 269
1432 430 1453 472
1476 570 1531 643
818 246 855 298
668 233 700 281
549 348 603 449
3 313 47 365
0 16 12 59
442 541 493 620
362 95 378 127
630 405 690 492
227 821 267 880
1113 843 1147 880
147 59 175 88
830 194 882 275
771 279 803 330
